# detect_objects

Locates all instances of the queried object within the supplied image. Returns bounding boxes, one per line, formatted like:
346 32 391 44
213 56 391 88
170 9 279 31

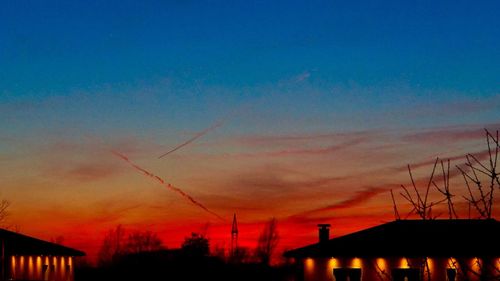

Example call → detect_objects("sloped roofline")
0 228 85 256
284 219 500 258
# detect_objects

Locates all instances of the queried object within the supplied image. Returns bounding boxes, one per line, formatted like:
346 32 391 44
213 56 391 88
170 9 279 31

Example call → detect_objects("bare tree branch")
390 189 400 220
458 129 499 219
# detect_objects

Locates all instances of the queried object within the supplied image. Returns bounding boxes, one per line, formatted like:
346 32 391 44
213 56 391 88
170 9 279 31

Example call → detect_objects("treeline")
75 218 295 281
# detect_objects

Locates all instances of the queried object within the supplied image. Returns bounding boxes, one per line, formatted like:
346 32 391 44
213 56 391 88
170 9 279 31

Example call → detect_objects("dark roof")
0 228 85 256
284 219 500 258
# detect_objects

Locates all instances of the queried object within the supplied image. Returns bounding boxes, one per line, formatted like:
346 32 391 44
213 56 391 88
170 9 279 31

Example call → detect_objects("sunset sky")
1 1 499 262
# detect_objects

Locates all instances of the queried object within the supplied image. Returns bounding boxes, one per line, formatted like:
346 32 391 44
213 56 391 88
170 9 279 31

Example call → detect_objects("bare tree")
97 225 126 266
432 159 458 219
400 158 446 220
231 247 252 264
457 129 499 219
98 225 165 266
255 218 279 265
125 230 163 253
181 232 210 256
390 189 401 220
396 129 500 281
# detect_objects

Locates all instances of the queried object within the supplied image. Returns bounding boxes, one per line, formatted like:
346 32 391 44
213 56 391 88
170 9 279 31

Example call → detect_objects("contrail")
112 150 225 221
158 119 225 159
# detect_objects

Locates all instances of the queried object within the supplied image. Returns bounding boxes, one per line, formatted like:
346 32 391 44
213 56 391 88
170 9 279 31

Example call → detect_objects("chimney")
317 224 331 244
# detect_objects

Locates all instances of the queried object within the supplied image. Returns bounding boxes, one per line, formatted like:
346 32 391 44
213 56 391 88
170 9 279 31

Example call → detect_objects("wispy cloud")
406 94 500 118
257 138 366 157
291 186 392 218
393 149 492 172
445 95 500 115
292 71 311 83
35 139 125 182
401 124 500 144
65 163 122 182
229 171 348 193
234 130 377 147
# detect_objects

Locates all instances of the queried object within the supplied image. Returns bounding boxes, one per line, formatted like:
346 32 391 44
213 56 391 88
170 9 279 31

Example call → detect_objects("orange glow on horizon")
4 112 500 267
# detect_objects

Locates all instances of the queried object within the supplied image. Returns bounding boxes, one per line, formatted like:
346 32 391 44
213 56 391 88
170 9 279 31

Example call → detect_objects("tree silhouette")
255 218 279 265
181 232 209 257
125 230 163 253
395 129 500 220
97 225 126 266
457 129 499 219
97 225 165 266
394 129 500 281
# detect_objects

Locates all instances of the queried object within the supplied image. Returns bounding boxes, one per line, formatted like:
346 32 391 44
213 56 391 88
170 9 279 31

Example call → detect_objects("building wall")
301 256 500 281
10 255 74 281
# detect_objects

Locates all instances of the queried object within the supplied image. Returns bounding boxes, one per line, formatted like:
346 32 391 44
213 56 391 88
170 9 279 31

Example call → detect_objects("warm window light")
28 256 34 279
351 257 362 268
400 257 410 269
328 258 339 273
448 257 459 269
36 256 42 280
471 257 482 273
376 258 387 272
305 258 315 272
11 256 16 276
61 256 66 278
426 257 434 273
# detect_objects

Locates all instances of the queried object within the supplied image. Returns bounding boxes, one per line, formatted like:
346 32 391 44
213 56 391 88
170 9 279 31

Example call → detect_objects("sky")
1 1 499 262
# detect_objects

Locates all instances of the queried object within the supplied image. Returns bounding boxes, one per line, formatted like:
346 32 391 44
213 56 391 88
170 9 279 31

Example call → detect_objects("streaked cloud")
401 123 500 144
293 186 391 217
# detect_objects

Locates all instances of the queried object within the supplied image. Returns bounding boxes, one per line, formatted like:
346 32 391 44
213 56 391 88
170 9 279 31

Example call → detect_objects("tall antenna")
230 213 238 257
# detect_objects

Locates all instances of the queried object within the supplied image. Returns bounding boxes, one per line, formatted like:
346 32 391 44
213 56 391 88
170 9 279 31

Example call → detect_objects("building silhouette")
284 219 500 281
0 228 85 281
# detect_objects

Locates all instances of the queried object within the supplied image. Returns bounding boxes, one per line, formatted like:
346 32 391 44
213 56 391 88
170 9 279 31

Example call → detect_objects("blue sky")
2 1 499 94
2 1 499 138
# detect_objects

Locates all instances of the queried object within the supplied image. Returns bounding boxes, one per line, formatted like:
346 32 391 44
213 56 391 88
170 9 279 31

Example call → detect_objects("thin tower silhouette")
230 213 238 257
